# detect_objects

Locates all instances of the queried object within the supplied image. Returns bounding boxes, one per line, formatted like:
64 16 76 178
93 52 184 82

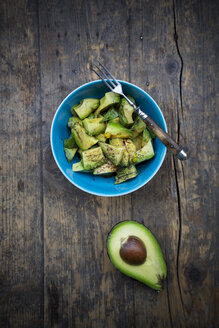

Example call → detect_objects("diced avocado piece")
110 117 120 124
95 134 107 142
83 117 106 136
133 140 155 164
99 142 124 166
64 134 77 149
88 113 95 119
101 108 119 122
142 128 152 146
68 117 82 128
70 104 79 116
124 139 136 163
121 149 129 167
72 161 92 172
109 139 129 166
95 92 120 116
131 117 146 138
115 165 138 184
132 133 143 151
105 122 133 139
73 98 100 119
93 160 118 175
64 147 77 162
119 97 135 127
109 138 124 147
107 220 167 290
82 147 106 170
72 123 98 150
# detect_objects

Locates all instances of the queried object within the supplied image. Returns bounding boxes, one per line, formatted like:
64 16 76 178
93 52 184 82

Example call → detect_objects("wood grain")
0 0 43 327
174 0 219 326
129 1 186 327
0 0 218 327
39 0 134 327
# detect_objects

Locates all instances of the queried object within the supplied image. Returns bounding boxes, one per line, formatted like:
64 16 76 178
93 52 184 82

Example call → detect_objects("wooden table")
0 0 218 327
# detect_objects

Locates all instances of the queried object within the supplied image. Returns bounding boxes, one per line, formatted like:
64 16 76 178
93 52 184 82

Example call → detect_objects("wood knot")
185 263 207 286
165 59 179 75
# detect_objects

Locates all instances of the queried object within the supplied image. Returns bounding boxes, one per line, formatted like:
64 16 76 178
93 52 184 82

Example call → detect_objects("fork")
90 61 187 160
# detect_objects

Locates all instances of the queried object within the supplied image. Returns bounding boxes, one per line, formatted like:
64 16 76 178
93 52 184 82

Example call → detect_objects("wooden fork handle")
138 110 188 160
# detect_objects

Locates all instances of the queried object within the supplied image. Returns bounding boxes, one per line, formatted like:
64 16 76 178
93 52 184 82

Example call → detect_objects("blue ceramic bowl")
50 80 167 197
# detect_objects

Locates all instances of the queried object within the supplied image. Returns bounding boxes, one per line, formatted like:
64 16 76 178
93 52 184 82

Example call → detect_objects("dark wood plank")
174 0 219 326
129 0 185 327
39 0 134 327
0 0 43 327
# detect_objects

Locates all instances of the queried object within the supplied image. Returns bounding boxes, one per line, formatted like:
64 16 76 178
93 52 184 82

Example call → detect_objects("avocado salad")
64 91 156 184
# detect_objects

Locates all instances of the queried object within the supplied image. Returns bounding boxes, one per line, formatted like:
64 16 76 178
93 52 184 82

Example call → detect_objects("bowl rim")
50 79 167 197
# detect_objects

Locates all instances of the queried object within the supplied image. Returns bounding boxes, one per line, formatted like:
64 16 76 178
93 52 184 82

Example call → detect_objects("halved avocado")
95 92 120 116
107 221 167 291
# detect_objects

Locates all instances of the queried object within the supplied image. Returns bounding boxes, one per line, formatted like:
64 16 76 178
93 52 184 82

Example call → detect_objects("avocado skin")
107 220 167 291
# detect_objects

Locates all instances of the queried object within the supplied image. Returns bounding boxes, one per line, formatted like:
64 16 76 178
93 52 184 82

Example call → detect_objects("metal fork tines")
90 61 135 108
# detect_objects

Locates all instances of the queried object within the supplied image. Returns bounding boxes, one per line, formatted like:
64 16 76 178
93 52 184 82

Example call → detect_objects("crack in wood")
172 0 186 314
173 158 184 310
173 0 184 141
36 0 45 325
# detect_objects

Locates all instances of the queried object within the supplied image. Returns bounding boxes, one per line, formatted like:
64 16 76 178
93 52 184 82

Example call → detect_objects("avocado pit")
120 235 147 265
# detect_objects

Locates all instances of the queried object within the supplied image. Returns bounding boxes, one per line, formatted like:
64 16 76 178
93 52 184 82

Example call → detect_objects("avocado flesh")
64 134 77 149
105 122 133 139
74 98 100 119
99 142 124 166
82 147 106 170
119 97 134 127
131 117 146 138
96 133 107 142
133 139 155 164
93 160 117 175
107 221 167 291
64 147 77 162
83 117 106 136
101 108 119 122
72 161 92 172
115 165 138 184
142 128 152 146
132 134 143 151
68 117 82 128
72 123 98 150
95 92 120 117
